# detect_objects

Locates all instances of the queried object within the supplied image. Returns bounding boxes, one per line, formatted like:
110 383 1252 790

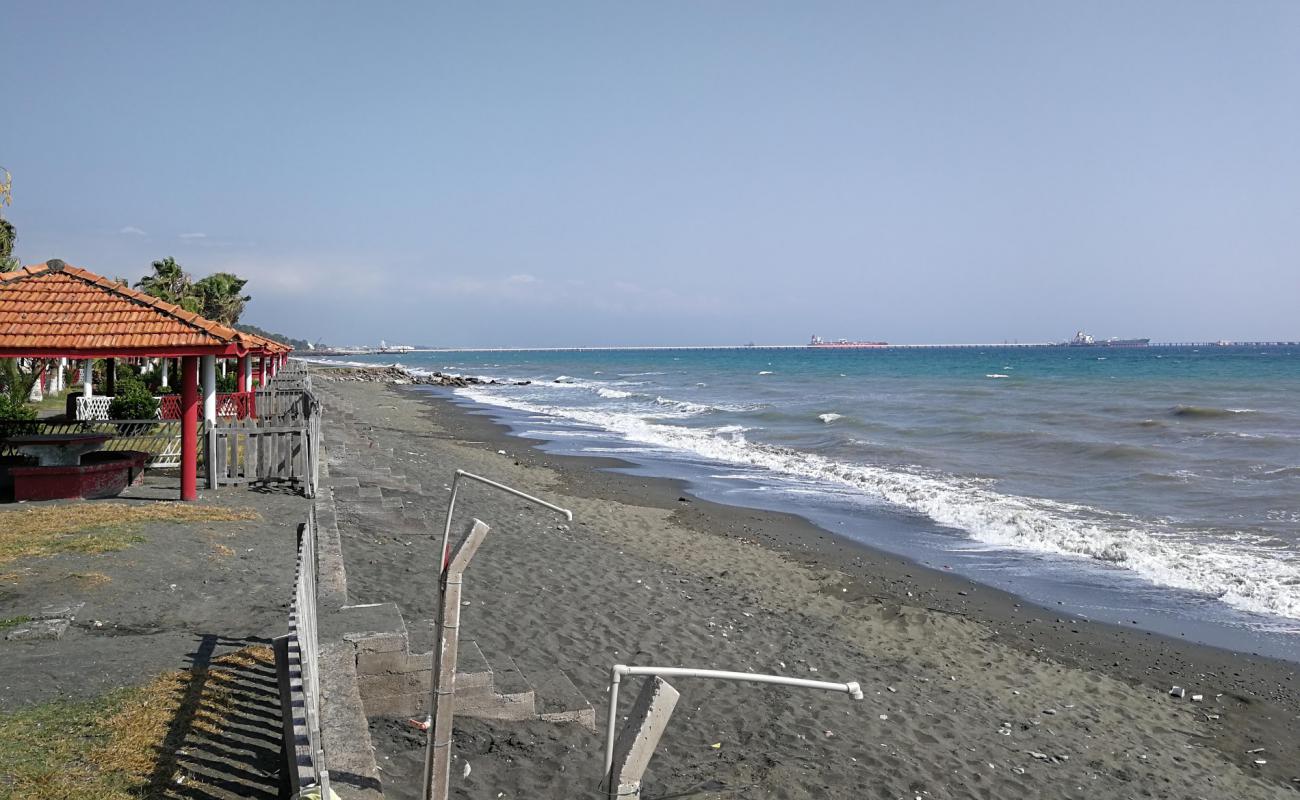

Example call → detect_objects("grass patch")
0 646 275 800
0 504 260 566
0 615 31 632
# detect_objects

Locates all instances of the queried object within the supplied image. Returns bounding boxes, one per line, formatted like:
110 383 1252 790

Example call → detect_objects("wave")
758 370 774 375
819 413 843 423
985 373 1010 379
455 385 1300 621
596 388 632 399
1172 405 1256 418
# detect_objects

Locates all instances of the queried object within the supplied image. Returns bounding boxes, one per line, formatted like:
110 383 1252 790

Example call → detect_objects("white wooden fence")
207 387 321 496
279 510 329 797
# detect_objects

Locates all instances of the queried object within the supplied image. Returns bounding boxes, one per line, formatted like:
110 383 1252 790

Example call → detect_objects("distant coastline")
306 339 1300 355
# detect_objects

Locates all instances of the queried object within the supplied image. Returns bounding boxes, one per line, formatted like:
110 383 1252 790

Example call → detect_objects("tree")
0 168 18 272
191 272 250 327
136 257 198 310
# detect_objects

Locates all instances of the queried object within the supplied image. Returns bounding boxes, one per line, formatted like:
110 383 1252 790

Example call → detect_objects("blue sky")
3 2 1298 346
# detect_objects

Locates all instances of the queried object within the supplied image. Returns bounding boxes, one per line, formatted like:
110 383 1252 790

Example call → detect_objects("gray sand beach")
314 370 1300 800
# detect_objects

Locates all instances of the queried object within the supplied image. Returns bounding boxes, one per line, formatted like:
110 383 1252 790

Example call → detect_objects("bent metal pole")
422 471 573 800
603 665 863 799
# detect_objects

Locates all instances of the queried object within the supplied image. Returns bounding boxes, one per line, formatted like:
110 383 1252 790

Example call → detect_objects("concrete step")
526 668 597 731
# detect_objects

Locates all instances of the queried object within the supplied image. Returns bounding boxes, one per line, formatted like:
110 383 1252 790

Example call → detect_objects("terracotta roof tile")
0 260 270 354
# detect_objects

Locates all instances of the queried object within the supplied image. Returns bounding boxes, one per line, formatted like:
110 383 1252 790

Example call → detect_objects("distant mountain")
234 323 314 351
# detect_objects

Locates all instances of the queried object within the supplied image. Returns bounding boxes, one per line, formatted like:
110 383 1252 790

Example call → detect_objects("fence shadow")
144 633 285 800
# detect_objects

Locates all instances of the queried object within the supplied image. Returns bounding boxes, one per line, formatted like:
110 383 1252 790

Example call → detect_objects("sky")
3 2 1298 347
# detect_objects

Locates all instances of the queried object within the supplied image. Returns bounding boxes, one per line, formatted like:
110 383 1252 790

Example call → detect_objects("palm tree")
136 257 197 310
192 272 250 326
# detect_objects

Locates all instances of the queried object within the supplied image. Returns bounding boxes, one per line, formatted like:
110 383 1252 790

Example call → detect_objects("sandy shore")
314 369 1299 799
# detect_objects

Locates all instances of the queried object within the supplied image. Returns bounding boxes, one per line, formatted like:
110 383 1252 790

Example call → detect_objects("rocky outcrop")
310 364 529 388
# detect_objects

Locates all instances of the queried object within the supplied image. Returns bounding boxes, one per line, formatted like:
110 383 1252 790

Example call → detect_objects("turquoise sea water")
315 345 1300 657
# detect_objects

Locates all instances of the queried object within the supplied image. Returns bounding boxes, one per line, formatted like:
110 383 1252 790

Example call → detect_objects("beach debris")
497 450 507 455
1255 759 1268 766
1247 747 1265 754
710 742 722 749
1169 686 1186 698
1191 694 1204 702
878 714 888 721
1029 751 1049 760
463 762 472 778
1042 708 1057 715
408 716 431 732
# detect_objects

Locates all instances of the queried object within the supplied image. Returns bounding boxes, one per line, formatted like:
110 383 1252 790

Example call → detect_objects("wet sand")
316 372 1300 799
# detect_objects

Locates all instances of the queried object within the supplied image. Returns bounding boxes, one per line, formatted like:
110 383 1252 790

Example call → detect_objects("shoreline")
414 387 1300 775
313 362 1300 795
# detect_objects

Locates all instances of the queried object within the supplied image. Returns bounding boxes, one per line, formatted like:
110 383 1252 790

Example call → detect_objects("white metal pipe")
602 665 862 798
439 469 572 568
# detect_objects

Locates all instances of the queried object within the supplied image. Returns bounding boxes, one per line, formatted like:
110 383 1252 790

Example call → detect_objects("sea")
312 345 1300 661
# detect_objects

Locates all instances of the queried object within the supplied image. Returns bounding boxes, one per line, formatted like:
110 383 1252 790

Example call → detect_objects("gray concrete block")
358 671 429 698
530 668 597 731
455 690 536 722
325 601 408 649
4 618 70 641
318 641 385 799
360 692 423 719
611 676 680 798
35 601 84 619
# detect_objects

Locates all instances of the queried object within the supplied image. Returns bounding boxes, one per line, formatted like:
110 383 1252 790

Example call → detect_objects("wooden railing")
207 385 320 496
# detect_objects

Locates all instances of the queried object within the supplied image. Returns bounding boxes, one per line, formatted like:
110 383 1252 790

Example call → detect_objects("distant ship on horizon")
1064 331 1150 347
808 334 889 349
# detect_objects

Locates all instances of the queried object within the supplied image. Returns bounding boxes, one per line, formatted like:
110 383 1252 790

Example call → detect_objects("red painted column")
237 354 250 393
180 356 199 501
258 356 267 387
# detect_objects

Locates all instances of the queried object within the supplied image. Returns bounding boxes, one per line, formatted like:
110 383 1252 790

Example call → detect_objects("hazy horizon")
4 2 1298 347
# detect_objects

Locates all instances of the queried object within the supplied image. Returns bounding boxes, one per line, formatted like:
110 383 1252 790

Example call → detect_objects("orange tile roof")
0 260 257 354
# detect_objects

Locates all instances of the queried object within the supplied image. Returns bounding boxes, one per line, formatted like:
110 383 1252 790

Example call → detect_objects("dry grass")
0 646 276 800
0 503 260 566
66 571 112 587
210 543 236 558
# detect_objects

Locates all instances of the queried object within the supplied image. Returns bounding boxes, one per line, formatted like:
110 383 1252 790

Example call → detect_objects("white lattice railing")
74 395 113 420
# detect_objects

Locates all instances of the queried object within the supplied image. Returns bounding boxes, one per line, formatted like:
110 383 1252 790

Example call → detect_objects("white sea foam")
758 370 774 375
597 387 633 399
986 373 1010 379
455 385 1300 622
819 413 843 423
653 396 713 416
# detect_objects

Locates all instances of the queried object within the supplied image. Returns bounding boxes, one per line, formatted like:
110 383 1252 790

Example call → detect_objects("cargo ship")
809 335 889 348
1065 331 1150 347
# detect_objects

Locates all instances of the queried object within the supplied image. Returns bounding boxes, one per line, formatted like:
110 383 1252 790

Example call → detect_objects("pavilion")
0 259 292 500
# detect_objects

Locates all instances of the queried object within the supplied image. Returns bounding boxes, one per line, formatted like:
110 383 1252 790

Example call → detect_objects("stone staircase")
314 383 595 732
